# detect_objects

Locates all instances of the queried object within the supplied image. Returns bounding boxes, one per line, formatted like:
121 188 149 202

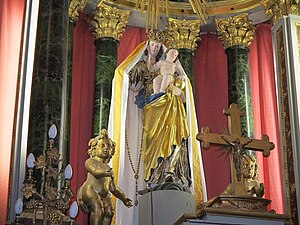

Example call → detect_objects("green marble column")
226 45 253 137
90 4 130 136
178 49 194 87
216 13 256 137
27 0 74 165
93 38 118 135
166 18 201 89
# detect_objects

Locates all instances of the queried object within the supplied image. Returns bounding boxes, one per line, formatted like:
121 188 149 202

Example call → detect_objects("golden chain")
125 128 144 206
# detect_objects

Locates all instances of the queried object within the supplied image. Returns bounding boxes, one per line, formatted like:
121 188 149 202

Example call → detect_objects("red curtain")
118 27 147 64
70 22 284 223
0 0 25 222
69 14 96 225
249 23 284 213
194 33 231 198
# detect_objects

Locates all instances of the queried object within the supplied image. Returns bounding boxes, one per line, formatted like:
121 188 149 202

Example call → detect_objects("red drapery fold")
70 23 284 223
0 0 25 222
118 27 147 64
69 14 96 225
249 23 284 213
193 33 231 198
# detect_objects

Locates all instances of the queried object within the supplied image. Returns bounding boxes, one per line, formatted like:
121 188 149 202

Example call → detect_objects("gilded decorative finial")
135 0 207 31
69 0 88 22
166 18 201 51
147 30 165 43
90 4 130 41
261 0 300 25
215 13 256 49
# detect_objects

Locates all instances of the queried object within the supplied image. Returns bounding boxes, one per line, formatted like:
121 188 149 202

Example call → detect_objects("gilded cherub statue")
242 155 264 197
77 129 132 225
222 154 264 197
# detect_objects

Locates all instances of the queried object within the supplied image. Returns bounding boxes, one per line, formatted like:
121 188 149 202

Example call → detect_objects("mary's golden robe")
142 89 189 180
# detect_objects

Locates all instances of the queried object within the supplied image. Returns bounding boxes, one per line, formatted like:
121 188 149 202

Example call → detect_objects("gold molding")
261 0 284 24
69 0 88 22
166 18 201 51
215 13 256 49
103 0 262 17
90 4 130 41
261 0 300 25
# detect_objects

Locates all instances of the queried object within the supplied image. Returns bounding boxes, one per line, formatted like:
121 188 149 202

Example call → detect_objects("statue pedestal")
174 196 291 225
178 214 288 225
139 190 196 225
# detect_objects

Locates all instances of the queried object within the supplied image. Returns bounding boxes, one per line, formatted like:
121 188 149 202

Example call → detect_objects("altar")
2 0 300 225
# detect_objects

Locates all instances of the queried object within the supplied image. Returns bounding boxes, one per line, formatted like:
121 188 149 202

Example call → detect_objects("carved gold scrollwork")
261 0 284 24
261 0 300 25
215 13 256 49
166 18 201 51
90 4 130 41
69 0 88 22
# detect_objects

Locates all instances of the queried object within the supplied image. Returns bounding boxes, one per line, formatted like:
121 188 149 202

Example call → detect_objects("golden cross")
196 103 275 195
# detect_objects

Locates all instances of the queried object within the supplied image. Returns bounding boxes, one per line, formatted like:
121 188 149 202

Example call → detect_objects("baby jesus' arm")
147 54 162 72
175 60 186 79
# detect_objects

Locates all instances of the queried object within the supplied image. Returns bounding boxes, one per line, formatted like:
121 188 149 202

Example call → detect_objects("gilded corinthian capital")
69 0 87 22
261 0 300 24
166 18 201 51
215 13 256 49
90 4 130 41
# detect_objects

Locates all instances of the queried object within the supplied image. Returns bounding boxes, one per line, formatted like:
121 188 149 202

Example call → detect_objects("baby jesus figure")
148 48 186 95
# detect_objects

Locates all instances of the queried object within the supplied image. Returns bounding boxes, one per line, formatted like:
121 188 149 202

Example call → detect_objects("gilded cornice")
215 13 256 49
166 18 201 51
90 4 130 41
104 0 262 18
69 0 88 22
261 0 300 24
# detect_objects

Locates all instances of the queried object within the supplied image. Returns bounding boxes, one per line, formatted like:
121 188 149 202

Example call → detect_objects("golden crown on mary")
147 30 165 43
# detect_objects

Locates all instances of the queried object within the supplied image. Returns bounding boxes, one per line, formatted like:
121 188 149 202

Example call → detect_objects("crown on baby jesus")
148 30 165 43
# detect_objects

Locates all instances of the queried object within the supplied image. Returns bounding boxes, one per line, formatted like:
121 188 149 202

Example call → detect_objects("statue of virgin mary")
108 30 207 225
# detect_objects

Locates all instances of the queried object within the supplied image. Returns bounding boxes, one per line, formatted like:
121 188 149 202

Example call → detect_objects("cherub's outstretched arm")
109 179 133 207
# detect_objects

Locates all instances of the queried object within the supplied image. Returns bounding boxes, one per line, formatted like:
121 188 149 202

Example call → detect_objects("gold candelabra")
17 124 78 225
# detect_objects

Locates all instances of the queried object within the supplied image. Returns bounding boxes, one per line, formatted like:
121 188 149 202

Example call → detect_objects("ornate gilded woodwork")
69 0 88 21
166 18 201 51
261 0 283 25
134 0 207 30
215 13 256 49
90 4 130 41
101 0 262 18
275 24 299 225
261 0 300 24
